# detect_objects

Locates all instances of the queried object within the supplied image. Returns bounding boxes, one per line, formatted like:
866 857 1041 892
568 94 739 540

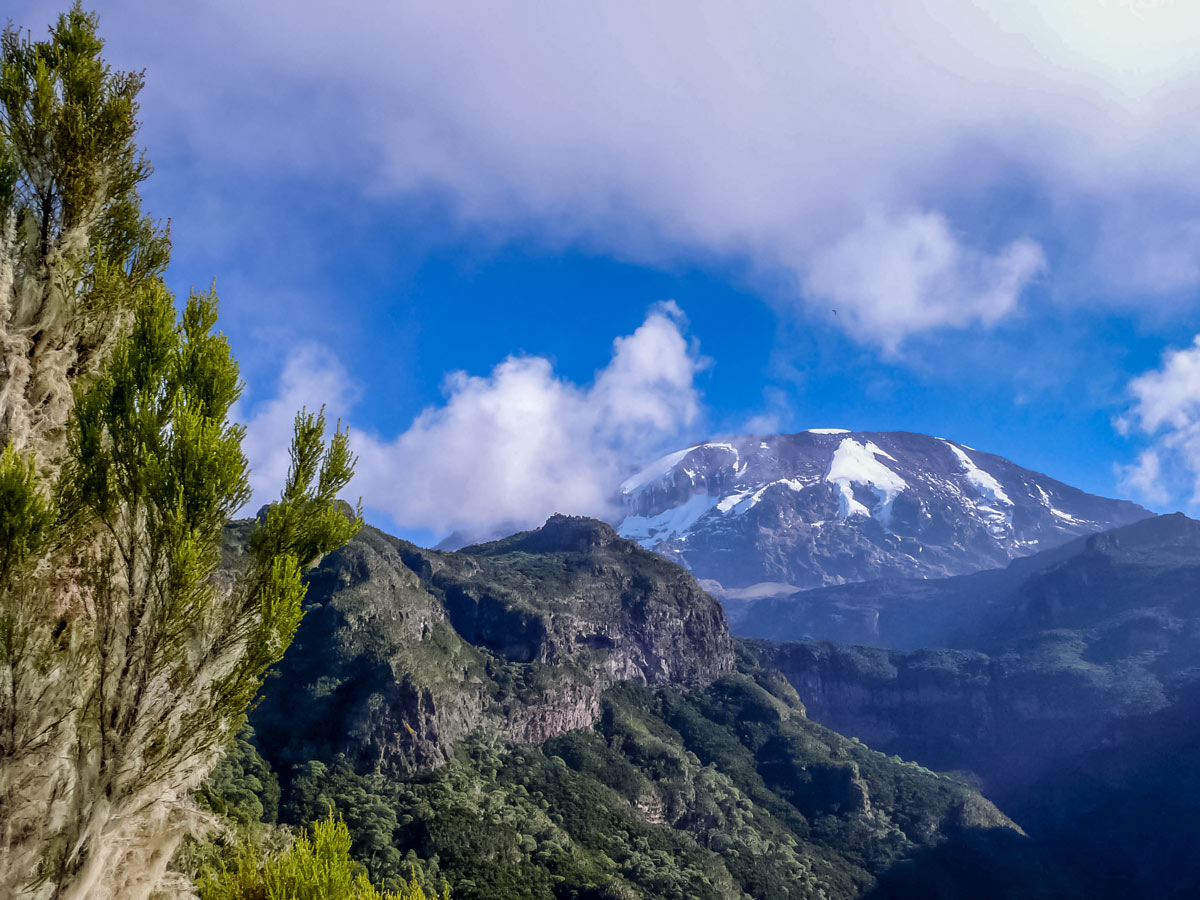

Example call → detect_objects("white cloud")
1119 336 1200 506
803 212 1045 352
18 0 1200 347
1118 449 1170 507
240 305 704 537
1127 336 1200 432
742 386 795 436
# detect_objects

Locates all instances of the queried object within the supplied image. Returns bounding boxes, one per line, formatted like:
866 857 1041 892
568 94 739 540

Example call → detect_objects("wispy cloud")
239 304 704 538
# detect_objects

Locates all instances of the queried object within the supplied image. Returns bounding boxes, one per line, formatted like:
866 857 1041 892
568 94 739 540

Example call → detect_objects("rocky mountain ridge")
251 514 733 773
738 511 1200 649
618 430 1150 594
746 513 1200 897
239 514 1053 898
744 513 1200 782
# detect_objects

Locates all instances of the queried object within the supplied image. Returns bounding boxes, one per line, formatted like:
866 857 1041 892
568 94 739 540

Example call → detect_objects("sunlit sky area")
15 0 1200 543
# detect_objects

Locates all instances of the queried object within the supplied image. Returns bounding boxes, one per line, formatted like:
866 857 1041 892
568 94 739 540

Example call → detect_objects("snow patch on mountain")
613 429 1151 591
621 446 695 494
702 441 740 455
942 441 1011 506
824 439 908 521
941 440 1014 537
621 442 742 499
717 477 808 516
807 428 851 435
717 489 755 514
619 492 718 547
1051 507 1083 525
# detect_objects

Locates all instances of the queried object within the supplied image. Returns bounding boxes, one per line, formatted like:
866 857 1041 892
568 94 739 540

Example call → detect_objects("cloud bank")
804 213 1046 353
1119 336 1200 508
20 0 1200 351
240 305 703 538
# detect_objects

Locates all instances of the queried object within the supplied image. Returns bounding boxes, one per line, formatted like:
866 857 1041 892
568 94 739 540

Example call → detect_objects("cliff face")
252 515 734 774
752 641 1128 795
748 515 1200 791
740 515 1200 897
753 637 1200 898
449 515 734 686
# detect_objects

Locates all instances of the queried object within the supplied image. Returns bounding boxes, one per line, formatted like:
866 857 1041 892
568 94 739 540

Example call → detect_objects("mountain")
746 514 1200 897
618 430 1150 596
236 515 1063 899
251 514 733 773
738 510 1200 650
745 512 1200 785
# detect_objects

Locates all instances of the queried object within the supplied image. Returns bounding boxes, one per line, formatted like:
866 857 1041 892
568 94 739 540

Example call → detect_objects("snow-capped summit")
617 430 1150 593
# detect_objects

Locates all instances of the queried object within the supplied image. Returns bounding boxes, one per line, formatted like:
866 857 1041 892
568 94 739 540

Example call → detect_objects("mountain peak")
467 513 622 556
618 430 1150 591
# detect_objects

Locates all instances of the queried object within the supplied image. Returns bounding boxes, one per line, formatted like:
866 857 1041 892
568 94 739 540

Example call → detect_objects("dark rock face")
253 515 734 774
748 513 1200 811
739 511 1200 650
618 430 1150 592
752 640 1126 796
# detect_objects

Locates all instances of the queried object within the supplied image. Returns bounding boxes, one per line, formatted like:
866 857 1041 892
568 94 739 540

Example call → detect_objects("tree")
0 8 361 899
0 4 168 464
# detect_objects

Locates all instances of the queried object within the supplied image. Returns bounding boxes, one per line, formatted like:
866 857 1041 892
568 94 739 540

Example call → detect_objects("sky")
15 0 1200 544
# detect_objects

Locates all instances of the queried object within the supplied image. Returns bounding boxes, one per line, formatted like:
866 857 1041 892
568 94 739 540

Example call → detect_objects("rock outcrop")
253 515 734 774
746 514 1200 799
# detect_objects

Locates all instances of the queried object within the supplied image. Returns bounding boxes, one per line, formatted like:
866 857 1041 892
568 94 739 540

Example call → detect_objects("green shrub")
197 815 448 900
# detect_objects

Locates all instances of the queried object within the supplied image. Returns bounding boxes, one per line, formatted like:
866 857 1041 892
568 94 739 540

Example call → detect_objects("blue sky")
16 0 1200 543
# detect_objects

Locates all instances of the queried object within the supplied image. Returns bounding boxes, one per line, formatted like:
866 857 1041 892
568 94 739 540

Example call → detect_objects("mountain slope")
745 513 1200 897
618 430 1150 593
738 511 1200 649
252 514 733 773
240 515 1058 899
753 512 1200 757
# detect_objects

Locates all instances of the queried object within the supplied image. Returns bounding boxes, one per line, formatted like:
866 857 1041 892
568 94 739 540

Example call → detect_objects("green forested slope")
236 516 1067 899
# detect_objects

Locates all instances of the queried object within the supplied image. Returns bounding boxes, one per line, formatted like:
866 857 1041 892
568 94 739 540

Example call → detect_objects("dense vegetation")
191 815 447 900
255 668 1064 899
236 515 1065 900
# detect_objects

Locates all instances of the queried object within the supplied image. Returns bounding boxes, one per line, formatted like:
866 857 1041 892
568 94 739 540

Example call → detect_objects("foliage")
0 3 169 461
286 758 409 881
0 7 360 899
262 665 1051 900
196 814 448 900
0 264 359 900
196 725 281 827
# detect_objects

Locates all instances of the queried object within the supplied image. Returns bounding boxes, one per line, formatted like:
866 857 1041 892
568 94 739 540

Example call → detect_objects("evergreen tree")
0 8 361 899
0 4 168 464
